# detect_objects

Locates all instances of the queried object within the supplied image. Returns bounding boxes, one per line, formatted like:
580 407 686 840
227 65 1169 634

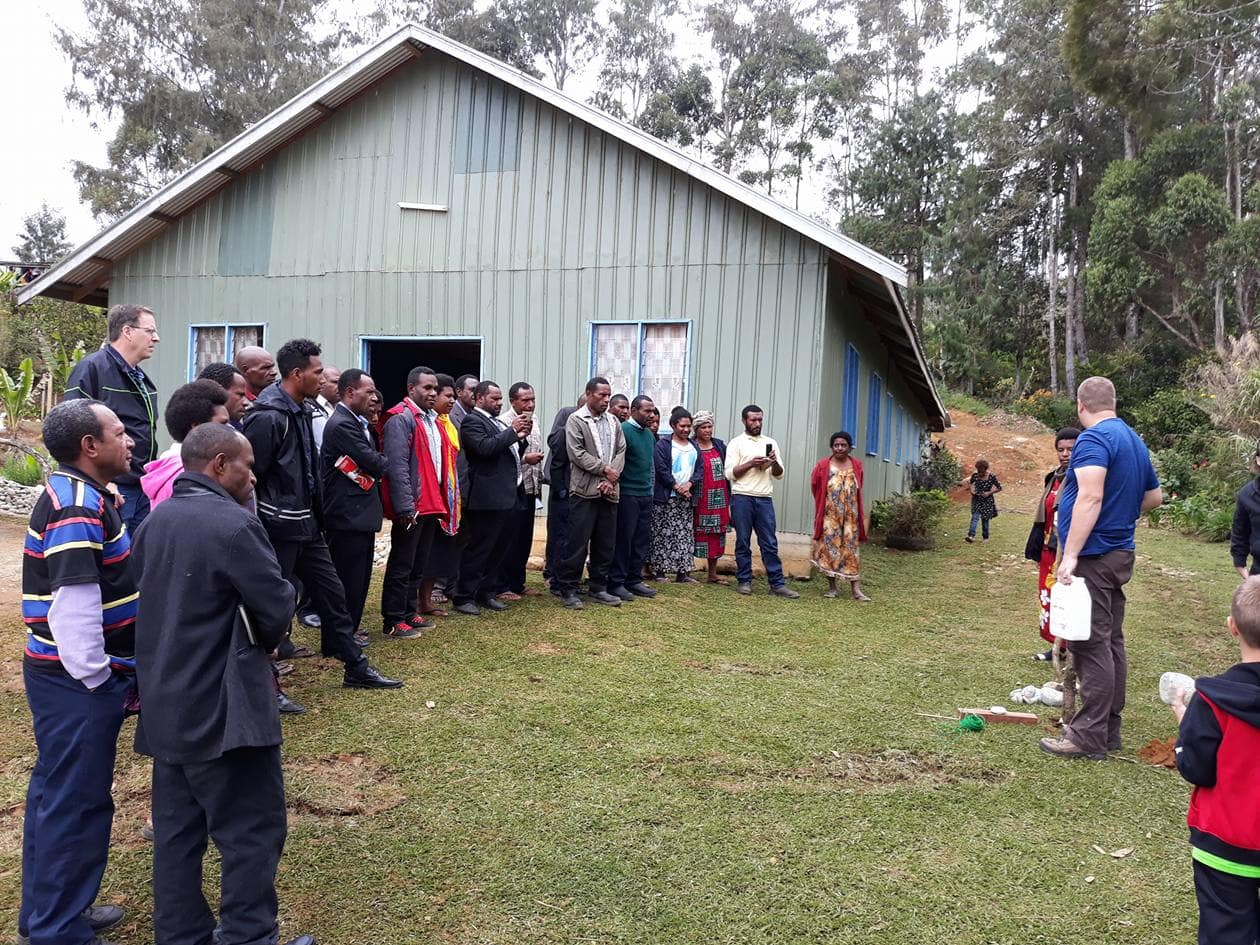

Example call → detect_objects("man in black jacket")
451 381 531 616
320 369 386 645
132 423 314 945
543 394 584 590
64 304 160 530
241 338 401 691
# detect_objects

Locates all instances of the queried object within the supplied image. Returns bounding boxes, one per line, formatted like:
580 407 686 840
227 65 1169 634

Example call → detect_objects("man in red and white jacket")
379 366 448 638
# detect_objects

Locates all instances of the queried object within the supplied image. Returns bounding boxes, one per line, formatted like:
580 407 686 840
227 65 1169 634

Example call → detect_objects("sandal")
707 577 730 586
422 608 449 618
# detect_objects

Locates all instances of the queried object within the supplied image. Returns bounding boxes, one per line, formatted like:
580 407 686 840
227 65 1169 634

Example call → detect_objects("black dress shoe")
277 691 305 715
478 597 508 612
589 590 622 606
562 594 584 610
298 613 322 629
283 935 317 945
18 905 126 944
453 601 482 616
626 582 657 598
608 585 635 602
344 664 404 689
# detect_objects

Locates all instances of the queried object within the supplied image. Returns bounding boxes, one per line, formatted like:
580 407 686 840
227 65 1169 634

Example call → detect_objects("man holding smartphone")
725 404 800 598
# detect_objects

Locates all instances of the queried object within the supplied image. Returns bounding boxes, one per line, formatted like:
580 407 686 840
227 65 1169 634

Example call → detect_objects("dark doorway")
361 338 482 406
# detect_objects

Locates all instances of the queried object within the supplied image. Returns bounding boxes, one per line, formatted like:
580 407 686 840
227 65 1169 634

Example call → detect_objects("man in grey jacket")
553 377 626 610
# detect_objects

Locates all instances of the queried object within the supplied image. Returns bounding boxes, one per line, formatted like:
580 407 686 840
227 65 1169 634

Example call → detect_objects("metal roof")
18 23 943 424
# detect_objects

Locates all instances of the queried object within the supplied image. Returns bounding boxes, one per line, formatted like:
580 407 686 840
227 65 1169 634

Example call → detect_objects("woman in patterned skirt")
689 412 730 584
650 408 700 581
809 431 869 601
1026 427 1079 661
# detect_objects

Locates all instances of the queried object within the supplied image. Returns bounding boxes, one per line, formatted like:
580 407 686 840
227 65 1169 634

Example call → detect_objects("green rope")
958 714 987 733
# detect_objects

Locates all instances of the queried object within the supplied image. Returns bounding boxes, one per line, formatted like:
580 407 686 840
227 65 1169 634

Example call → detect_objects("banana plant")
0 357 35 430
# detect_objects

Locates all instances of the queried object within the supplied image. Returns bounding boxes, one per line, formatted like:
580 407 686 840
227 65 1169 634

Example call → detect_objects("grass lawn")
0 505 1238 944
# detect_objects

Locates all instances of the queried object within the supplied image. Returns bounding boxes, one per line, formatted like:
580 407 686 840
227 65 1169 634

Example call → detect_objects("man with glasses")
65 304 161 530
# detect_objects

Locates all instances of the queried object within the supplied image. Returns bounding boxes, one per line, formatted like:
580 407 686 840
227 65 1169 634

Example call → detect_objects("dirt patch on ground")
526 641 573 657
642 749 1010 794
1139 737 1178 769
681 659 806 678
0 516 30 607
284 752 406 821
940 410 1058 509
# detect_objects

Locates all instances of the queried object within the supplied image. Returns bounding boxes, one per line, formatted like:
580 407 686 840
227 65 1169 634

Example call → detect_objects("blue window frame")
884 392 894 461
866 373 882 456
842 344 860 434
188 323 267 380
895 408 904 465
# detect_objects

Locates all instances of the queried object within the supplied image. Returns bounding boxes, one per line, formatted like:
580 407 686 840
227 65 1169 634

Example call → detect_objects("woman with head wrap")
689 411 731 585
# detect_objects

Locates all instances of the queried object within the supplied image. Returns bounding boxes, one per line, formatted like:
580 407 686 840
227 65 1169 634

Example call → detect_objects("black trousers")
1194 859 1260 945
380 517 437 625
544 490 572 582
454 509 510 605
555 495 617 596
327 529 376 632
494 489 535 595
609 493 652 589
271 536 365 669
152 746 287 945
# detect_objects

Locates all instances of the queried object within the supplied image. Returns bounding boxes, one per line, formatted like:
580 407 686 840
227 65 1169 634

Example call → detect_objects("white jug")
1050 577 1092 641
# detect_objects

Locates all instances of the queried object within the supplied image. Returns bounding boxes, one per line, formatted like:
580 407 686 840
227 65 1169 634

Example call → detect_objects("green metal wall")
111 50 928 533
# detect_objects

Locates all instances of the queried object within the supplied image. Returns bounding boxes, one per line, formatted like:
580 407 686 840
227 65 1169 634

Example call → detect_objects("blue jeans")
968 512 990 539
730 494 784 588
20 668 129 945
117 481 151 532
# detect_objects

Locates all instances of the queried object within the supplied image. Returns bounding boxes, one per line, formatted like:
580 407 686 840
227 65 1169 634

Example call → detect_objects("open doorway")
360 337 482 406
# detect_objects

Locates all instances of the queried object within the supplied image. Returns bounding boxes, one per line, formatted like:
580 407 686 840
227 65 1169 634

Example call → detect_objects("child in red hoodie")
1173 575 1260 944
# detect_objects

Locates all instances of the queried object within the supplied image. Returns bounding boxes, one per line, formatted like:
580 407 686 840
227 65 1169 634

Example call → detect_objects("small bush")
869 499 892 532
1149 496 1234 542
1153 448 1194 498
882 489 950 549
1 453 43 486
1011 389 1079 431
1131 388 1210 450
908 442 963 492
942 391 992 417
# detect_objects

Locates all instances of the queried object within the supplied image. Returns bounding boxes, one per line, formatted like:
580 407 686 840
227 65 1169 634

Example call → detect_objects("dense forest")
9 0 1260 537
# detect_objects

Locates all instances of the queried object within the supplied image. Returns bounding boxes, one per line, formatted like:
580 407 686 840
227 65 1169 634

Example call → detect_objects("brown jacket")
565 405 627 501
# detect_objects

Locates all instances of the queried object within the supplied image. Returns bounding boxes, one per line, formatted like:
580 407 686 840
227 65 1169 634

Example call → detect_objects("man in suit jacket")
132 423 314 945
491 381 545 601
320 369 387 645
449 374 478 428
553 377 627 610
451 381 531 616
542 394 584 589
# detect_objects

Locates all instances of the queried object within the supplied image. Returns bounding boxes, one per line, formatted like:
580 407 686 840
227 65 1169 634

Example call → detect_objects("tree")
59 0 350 220
594 0 680 122
512 0 602 90
637 64 716 148
12 204 73 265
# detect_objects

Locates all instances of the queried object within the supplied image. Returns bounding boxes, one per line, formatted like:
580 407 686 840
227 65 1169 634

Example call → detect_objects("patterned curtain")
592 323 640 397
192 327 227 377
640 323 688 409
231 325 264 357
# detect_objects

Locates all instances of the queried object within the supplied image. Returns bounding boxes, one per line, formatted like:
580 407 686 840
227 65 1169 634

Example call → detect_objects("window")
866 373 882 456
189 324 265 379
884 392 894 461
842 344 860 434
591 321 690 408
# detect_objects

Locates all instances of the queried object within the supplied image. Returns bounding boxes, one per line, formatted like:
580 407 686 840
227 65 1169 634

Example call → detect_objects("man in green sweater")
609 395 659 600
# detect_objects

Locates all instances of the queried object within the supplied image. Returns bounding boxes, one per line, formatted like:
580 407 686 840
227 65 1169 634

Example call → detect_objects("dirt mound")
939 410 1058 507
1138 737 1178 768
285 752 406 821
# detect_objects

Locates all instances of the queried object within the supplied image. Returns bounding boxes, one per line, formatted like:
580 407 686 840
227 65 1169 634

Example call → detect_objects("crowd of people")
21 303 1259 945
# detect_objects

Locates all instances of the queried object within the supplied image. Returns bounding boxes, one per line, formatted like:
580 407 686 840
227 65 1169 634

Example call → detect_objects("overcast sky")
1 0 112 255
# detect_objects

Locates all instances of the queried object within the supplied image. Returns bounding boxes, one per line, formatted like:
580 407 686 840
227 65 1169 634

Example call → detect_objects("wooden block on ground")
957 707 1040 726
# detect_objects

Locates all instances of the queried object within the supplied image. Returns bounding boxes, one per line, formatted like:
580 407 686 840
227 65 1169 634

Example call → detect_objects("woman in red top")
1026 427 1079 661
810 431 869 601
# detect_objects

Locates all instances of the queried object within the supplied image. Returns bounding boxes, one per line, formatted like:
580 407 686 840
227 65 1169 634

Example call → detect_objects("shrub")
1131 388 1211 449
0 453 44 486
941 390 991 417
869 498 892 532
1153 448 1195 498
908 442 963 492
0 357 35 429
1011 389 1078 431
1149 496 1234 542
882 489 950 550
1191 334 1260 440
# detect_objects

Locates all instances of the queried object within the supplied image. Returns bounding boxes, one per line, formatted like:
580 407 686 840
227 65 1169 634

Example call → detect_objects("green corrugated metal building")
20 25 946 535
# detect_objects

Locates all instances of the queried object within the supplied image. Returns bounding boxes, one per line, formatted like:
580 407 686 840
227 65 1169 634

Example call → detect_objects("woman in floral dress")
809 431 869 601
689 411 730 585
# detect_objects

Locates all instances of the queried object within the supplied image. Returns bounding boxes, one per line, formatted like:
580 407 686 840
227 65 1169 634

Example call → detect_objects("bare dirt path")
937 410 1058 511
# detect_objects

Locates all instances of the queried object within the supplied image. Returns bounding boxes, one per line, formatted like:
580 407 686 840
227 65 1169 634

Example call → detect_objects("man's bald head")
1077 376 1117 415
181 424 256 505
234 346 277 396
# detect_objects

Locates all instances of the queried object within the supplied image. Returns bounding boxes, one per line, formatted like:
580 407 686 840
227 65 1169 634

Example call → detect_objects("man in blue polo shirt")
1041 376 1162 761
65 304 160 530
19 399 136 945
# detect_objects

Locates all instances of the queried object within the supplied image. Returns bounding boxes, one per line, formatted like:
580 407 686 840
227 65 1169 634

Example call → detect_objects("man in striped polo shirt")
19 399 136 945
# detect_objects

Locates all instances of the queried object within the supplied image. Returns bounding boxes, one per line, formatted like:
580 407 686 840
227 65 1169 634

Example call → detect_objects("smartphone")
765 444 773 457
